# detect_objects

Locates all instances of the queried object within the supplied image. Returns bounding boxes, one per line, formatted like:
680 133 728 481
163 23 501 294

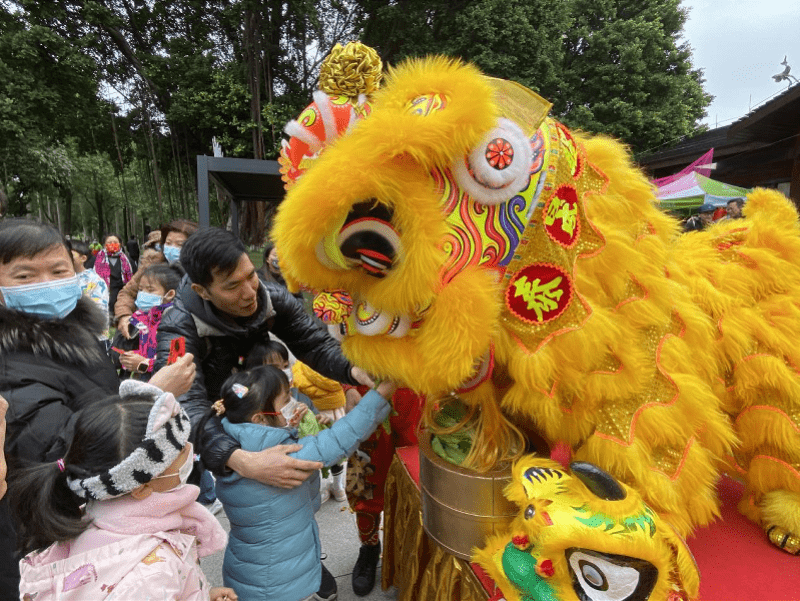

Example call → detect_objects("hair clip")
57 458 66 473
212 399 226 416
232 383 249 398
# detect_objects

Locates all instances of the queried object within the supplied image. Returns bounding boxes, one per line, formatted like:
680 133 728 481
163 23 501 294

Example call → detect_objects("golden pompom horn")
318 41 383 97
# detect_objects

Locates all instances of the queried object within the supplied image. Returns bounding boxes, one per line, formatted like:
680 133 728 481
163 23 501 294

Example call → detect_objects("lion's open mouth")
314 200 402 280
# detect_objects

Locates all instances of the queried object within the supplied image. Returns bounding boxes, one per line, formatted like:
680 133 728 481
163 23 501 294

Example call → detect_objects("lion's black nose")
570 461 627 501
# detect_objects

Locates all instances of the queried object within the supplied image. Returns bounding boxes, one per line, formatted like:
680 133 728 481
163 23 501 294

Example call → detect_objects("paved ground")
200 496 399 601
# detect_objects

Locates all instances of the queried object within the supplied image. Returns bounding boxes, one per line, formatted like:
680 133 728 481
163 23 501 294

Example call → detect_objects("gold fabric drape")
382 454 489 601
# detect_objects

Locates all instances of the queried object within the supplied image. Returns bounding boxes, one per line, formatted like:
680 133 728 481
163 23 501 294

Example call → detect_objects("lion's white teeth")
353 300 412 338
387 314 411 338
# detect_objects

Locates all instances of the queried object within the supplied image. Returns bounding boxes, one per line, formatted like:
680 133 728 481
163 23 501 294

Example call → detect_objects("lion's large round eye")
581 562 607 590
566 549 658 601
524 505 536 520
452 118 532 205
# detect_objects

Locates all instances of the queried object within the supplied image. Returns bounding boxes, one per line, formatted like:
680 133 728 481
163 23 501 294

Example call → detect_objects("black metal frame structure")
196 156 284 231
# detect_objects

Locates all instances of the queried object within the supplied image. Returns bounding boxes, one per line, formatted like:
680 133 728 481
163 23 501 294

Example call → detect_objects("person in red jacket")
343 385 424 596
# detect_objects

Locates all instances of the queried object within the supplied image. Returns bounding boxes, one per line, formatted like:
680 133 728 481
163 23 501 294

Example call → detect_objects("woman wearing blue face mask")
0 219 121 597
160 219 197 266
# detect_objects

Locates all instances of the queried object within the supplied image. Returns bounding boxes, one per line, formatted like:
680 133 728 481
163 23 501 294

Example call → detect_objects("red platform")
395 446 799 601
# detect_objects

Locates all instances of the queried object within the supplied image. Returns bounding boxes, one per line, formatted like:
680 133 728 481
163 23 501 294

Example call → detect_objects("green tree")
353 0 711 154
354 0 570 97
560 0 711 153
13 0 357 241
0 6 114 229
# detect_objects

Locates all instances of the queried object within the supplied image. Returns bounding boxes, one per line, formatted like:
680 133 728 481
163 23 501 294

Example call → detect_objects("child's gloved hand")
210 586 238 601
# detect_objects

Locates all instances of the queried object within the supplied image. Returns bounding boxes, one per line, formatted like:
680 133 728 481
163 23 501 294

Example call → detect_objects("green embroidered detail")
501 543 558 601
572 504 657 537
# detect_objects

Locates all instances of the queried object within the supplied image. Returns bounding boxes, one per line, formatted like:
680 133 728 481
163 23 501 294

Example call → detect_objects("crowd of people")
0 217 419 601
682 197 744 231
0 189 755 600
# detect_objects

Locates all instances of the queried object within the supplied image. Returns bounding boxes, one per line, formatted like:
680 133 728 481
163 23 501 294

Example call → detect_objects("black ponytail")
7 394 154 553
218 365 289 424
8 461 84 554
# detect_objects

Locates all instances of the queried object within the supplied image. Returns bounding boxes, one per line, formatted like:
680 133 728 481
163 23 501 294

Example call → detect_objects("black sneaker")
351 542 381 597
313 563 337 600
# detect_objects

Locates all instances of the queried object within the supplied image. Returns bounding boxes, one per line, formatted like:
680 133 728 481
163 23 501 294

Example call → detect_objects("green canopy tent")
656 171 751 212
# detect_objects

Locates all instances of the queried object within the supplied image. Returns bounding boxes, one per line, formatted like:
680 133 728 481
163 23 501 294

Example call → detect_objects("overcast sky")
681 0 800 128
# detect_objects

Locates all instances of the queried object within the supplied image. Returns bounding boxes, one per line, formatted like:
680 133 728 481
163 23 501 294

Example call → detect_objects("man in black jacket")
154 228 371 489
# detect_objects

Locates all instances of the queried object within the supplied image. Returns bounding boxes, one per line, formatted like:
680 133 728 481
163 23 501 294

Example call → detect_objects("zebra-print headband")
67 381 191 501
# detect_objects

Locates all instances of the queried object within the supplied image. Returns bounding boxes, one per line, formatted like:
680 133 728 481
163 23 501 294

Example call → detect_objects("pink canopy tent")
652 148 715 188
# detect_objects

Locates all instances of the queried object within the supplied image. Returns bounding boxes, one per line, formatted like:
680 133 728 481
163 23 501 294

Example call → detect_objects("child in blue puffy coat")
212 365 395 601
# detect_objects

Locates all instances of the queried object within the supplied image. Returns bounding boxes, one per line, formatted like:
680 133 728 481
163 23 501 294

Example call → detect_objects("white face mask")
279 398 304 423
282 367 294 387
151 443 194 490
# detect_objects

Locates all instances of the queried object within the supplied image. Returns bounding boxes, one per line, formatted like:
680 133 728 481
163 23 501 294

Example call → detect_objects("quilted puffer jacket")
20 531 208 600
217 389 391 601
292 360 347 412
0 296 119 598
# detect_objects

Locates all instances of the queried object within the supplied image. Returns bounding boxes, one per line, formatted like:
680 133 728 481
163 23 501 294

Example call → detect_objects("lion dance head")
274 57 558 394
474 457 700 601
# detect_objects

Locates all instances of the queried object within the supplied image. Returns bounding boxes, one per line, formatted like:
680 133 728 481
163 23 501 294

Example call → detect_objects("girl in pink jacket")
9 381 236 601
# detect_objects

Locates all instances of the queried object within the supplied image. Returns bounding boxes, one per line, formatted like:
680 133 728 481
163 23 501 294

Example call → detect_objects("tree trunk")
111 112 134 233
170 133 188 218
95 190 105 238
143 108 165 223
54 197 62 232
184 135 197 221
64 187 73 235
240 7 267 244
245 9 265 161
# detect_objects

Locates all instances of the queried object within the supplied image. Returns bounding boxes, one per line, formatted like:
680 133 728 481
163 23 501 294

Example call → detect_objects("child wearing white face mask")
10 381 236 601
211 366 395 601
119 264 182 378
245 341 348 501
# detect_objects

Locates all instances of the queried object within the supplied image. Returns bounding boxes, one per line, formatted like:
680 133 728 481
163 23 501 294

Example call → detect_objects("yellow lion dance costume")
273 55 800 595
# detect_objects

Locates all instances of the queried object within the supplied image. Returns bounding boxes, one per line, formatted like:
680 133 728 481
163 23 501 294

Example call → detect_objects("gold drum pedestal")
419 430 516 560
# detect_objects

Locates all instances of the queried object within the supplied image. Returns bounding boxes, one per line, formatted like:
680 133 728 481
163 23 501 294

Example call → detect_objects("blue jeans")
197 469 217 505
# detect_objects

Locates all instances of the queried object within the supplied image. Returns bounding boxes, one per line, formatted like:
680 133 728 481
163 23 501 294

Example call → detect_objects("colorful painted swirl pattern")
438 130 547 284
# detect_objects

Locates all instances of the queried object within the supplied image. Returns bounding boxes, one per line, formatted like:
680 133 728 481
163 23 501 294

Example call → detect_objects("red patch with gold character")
506 264 572 324
543 185 580 248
